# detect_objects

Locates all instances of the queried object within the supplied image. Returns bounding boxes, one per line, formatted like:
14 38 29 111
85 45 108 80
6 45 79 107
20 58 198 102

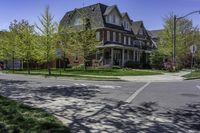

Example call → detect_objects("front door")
113 49 122 66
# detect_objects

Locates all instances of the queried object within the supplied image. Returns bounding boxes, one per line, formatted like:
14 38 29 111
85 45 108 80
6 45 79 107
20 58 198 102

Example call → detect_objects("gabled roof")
121 12 131 22
60 3 106 29
103 5 122 18
150 29 163 38
131 21 143 34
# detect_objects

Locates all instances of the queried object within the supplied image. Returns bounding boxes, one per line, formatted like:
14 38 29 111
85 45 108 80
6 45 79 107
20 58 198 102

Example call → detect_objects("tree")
14 20 36 74
0 31 7 61
150 13 199 69
8 20 22 73
36 6 57 75
71 28 99 70
58 26 74 70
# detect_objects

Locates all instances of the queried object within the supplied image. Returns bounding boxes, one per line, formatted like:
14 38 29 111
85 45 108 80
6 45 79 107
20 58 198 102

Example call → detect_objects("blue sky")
0 0 200 30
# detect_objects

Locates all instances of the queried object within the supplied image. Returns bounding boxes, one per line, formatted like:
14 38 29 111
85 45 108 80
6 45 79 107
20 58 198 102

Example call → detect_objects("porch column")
146 52 149 64
122 48 125 66
127 50 129 61
138 51 140 63
102 49 105 65
133 50 135 62
111 48 114 66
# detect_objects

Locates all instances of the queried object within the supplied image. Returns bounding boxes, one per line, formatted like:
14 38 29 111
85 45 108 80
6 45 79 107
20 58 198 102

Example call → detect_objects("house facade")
60 3 156 67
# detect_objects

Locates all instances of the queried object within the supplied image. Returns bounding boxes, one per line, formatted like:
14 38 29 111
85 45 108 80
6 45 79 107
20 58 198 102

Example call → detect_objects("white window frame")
118 33 122 43
128 37 131 45
124 36 126 45
106 15 110 23
96 31 100 41
74 17 82 26
113 32 116 42
127 22 129 30
112 15 116 24
107 31 110 41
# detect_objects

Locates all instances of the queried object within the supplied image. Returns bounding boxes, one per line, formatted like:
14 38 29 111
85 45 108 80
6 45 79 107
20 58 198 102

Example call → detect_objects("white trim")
113 32 116 42
107 31 110 41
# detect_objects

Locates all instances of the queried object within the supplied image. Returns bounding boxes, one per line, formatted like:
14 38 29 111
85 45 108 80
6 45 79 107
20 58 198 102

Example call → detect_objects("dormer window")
104 8 120 26
74 17 83 26
123 21 129 30
139 29 143 35
106 16 110 23
112 15 116 24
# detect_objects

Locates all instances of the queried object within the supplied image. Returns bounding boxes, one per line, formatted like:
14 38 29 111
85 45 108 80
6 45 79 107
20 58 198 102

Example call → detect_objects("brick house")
60 3 156 67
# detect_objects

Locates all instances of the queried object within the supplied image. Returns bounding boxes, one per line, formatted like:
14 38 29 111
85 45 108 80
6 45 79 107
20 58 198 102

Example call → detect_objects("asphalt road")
0 73 200 133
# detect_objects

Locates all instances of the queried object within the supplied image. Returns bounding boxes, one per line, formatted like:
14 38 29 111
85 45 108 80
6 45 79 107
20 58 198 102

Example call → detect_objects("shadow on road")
0 79 200 133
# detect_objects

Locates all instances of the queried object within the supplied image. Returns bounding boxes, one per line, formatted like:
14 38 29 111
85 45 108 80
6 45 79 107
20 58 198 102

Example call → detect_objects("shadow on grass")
0 95 70 133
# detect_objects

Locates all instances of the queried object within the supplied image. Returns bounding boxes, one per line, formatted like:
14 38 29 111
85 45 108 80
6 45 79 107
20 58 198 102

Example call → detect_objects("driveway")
0 73 200 133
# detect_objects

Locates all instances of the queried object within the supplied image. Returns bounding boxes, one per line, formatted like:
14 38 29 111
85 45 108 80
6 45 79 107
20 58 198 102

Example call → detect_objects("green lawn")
183 70 200 80
5 68 163 77
0 96 70 133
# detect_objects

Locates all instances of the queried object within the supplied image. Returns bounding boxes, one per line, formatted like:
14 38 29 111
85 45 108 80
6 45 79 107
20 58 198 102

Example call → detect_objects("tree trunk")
63 52 66 71
84 60 87 71
27 60 30 75
12 51 15 73
46 49 51 76
48 60 51 75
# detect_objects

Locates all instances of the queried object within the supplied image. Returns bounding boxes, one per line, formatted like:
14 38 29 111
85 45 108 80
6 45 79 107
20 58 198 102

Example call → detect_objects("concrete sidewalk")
120 71 190 82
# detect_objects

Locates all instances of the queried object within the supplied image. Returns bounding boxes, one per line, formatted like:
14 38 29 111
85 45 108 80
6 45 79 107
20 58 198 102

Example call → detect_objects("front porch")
96 45 150 67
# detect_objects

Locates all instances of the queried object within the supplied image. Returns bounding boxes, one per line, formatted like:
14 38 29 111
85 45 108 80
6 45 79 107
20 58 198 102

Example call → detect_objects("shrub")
124 61 140 69
112 66 121 69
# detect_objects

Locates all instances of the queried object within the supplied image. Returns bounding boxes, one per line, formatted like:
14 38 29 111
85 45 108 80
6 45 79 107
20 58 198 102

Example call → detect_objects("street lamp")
173 10 200 67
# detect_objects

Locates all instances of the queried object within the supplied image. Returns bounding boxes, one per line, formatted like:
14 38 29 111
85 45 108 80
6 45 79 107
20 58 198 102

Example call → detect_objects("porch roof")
97 44 152 53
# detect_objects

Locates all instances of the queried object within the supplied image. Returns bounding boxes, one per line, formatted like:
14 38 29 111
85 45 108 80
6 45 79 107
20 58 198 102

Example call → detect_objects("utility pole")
173 15 176 66
172 10 200 69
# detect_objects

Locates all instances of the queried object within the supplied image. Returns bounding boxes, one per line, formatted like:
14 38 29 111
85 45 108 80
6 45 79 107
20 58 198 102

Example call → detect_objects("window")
118 33 122 43
112 15 116 24
96 31 100 41
139 29 143 35
113 32 116 42
123 21 126 28
123 21 129 30
128 37 131 45
124 36 126 45
106 16 110 23
74 17 83 25
127 22 129 29
107 31 110 41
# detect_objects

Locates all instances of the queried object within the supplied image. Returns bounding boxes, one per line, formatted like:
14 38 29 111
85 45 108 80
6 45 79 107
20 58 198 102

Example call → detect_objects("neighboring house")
60 3 157 67
149 29 163 44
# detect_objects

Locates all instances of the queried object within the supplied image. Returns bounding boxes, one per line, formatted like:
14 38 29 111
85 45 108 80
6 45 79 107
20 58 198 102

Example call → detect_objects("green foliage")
150 49 165 69
71 28 99 70
124 61 140 69
9 20 37 74
7 68 162 76
36 6 58 75
112 66 121 69
0 31 9 60
150 13 200 69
